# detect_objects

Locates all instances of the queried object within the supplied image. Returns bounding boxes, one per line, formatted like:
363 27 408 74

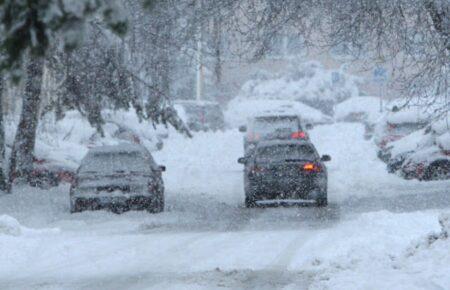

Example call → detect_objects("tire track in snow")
267 231 310 271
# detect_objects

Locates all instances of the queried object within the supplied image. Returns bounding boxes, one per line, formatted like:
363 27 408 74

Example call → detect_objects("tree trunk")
8 56 45 191
213 15 223 89
0 75 7 191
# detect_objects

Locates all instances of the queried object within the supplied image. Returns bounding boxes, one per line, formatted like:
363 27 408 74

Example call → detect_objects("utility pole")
195 0 203 101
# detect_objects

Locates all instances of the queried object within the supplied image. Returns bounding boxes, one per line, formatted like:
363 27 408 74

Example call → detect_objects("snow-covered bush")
406 213 449 257
33 109 167 168
237 61 361 115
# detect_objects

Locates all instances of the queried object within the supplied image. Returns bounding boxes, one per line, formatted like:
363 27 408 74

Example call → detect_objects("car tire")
157 194 165 213
316 197 328 207
145 195 163 213
245 195 257 208
70 198 83 213
423 160 450 181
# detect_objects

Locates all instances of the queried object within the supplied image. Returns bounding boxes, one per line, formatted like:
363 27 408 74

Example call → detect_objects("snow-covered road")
1 123 449 289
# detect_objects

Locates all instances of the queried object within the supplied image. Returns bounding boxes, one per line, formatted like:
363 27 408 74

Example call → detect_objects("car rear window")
80 151 148 173
252 116 300 134
257 144 316 162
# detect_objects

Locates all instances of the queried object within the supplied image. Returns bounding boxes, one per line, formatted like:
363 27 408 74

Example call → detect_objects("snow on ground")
0 122 449 289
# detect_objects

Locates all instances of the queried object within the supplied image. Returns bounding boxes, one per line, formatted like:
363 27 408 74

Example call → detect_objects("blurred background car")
70 144 165 214
174 100 225 132
225 99 333 130
373 104 429 162
240 113 310 154
381 116 450 181
334 96 382 139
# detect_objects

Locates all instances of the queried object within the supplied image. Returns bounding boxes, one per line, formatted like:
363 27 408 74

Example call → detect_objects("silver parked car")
70 144 165 214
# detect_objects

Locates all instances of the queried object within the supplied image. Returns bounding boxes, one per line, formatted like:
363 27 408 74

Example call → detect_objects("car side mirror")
320 155 331 162
305 123 313 130
239 125 247 132
237 157 247 164
159 165 166 172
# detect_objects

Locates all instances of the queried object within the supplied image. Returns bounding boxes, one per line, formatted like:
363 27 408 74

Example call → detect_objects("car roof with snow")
174 100 220 106
87 143 150 155
383 100 433 125
253 111 300 119
225 99 329 127
255 139 313 148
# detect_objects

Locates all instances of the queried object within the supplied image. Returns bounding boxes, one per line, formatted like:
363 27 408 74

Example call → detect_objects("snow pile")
237 61 361 114
0 214 59 237
384 99 437 125
389 129 426 157
334 96 382 124
305 211 450 290
431 115 450 134
437 132 450 150
0 215 22 236
225 99 331 128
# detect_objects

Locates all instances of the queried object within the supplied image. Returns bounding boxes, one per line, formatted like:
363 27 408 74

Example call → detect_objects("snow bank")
437 132 450 150
225 99 331 128
237 61 361 114
431 115 450 135
0 214 59 237
383 99 443 125
389 129 426 157
303 210 450 290
334 96 382 124
0 215 22 236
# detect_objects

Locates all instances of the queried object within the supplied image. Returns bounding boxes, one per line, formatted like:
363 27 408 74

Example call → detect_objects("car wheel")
145 195 163 213
157 194 165 212
110 203 128 214
316 197 328 207
70 198 83 213
424 161 450 181
245 196 256 208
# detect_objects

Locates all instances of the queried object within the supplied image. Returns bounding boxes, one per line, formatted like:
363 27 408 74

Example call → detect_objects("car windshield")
252 116 300 134
80 151 147 174
257 144 316 162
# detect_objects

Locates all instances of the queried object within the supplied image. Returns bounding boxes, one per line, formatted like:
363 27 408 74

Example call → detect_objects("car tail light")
388 123 397 131
251 165 265 174
132 135 141 144
303 163 321 172
291 131 307 139
416 163 425 176
247 132 260 141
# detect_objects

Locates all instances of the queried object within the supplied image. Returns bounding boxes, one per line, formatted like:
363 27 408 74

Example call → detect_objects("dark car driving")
70 144 165 214
240 114 310 154
238 140 331 207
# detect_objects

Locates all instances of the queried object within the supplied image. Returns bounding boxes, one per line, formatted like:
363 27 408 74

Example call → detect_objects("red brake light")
303 163 320 172
248 132 260 141
251 165 265 173
291 131 307 139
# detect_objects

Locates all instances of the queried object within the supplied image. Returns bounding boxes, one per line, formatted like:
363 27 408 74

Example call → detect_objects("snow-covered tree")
0 0 126 188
